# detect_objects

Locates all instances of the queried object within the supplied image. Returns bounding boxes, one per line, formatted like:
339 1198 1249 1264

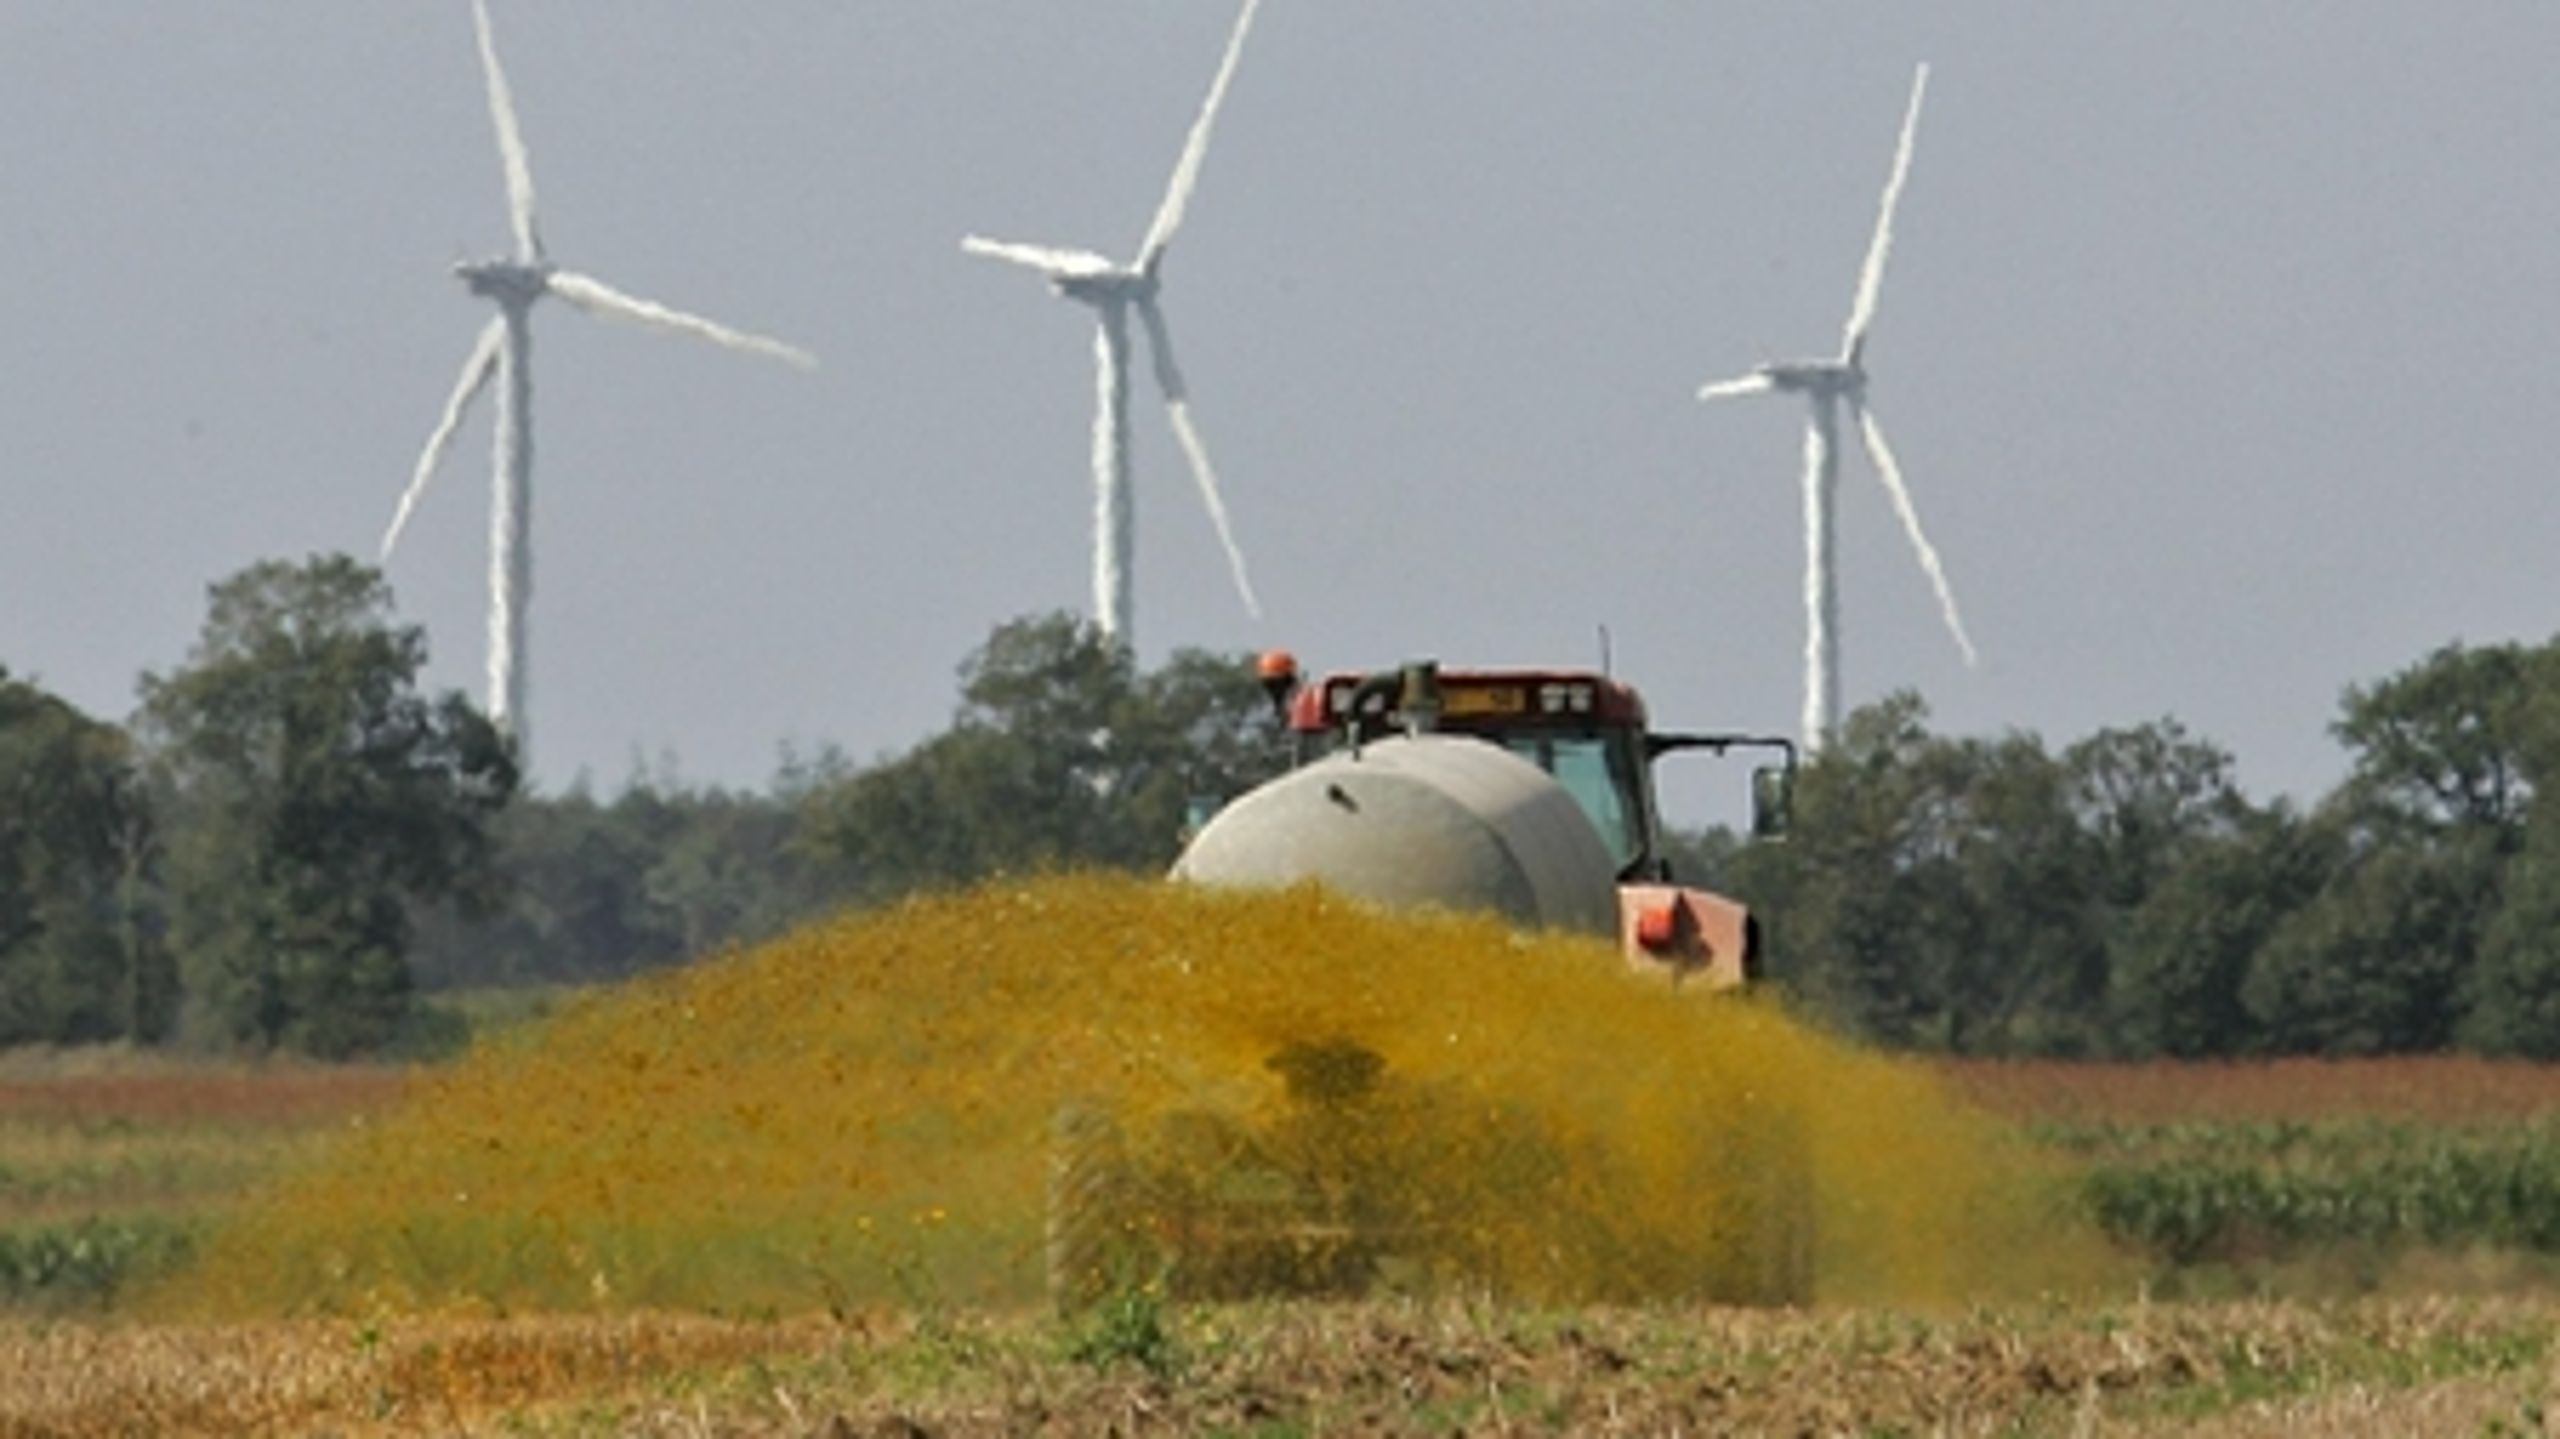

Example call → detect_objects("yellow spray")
168 875 2110 1316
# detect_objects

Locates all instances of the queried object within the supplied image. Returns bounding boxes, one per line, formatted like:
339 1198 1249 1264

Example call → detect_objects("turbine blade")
1138 298 1259 617
1134 293 1188 401
471 0 543 263
1697 373 1776 401
1136 0 1263 273
545 270 816 368
960 235 1119 280
1167 402 1262 619
1840 62 1929 364
1853 399 1977 666
385 317 505 561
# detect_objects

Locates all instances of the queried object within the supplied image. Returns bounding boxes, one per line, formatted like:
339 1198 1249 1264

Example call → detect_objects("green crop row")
2061 1122 2560 1262
2035 1117 2560 1165
0 1217 196 1310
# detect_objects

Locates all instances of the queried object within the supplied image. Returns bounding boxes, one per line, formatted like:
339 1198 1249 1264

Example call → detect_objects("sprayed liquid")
166 875 2113 1316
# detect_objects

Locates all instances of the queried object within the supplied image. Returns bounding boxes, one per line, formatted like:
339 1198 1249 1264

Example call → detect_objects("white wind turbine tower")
962 0 1265 650
1697 63 1974 755
379 0 815 758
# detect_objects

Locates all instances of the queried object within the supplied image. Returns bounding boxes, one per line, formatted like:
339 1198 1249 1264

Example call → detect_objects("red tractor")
1176 654 1794 989
1042 656 1813 1312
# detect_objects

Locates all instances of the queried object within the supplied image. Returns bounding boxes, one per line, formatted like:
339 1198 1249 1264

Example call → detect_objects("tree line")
1699 637 2560 1058
0 557 1277 1055
7 551 2558 1059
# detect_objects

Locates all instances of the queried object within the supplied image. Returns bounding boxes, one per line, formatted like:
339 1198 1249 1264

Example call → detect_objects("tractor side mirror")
1750 765 1793 840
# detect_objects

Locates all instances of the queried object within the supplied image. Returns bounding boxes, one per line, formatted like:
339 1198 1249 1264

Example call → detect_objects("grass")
0 1012 552 1315
0 1217 195 1310
0 1049 405 1312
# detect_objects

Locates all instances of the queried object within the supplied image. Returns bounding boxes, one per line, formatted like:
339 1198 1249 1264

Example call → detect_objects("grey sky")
4 4 2555 828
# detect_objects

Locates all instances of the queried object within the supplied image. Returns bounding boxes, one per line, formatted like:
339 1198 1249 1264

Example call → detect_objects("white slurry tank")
1171 734 1621 938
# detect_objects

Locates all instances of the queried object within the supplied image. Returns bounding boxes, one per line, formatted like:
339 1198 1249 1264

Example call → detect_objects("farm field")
0 1050 407 1314
13 885 2560 1433
1941 1058 2560 1297
8 1055 2560 1432
9 1070 2560 1432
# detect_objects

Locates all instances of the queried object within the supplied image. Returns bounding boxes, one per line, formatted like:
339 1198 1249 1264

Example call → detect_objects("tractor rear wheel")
1046 1102 1149 1313
1729 1109 1817 1306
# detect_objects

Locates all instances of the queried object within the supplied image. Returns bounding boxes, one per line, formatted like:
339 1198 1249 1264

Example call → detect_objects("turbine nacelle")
1052 265 1156 307
957 236 1158 308
1754 359 1864 398
453 257 551 307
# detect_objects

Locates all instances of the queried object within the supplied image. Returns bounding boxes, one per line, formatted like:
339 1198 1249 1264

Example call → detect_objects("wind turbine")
962 0 1264 650
380 0 815 758
1697 63 1974 754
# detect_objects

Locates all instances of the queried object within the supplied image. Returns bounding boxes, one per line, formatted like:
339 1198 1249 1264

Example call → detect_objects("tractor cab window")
1287 709 1656 875
1494 733 1647 873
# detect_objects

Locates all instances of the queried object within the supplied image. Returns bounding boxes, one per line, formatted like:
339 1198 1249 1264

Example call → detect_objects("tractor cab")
1263 655 1792 885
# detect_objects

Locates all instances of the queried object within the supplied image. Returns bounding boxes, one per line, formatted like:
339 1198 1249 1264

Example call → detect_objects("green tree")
2242 834 2488 1054
405 771 844 990
2064 719 2252 910
404 785 656 988
2331 640 2537 845
801 614 1282 901
1728 703 2238 1055
2460 828 2560 1056
1683 639 2560 1058
2110 804 2337 1057
0 668 166 1043
1928 731 2101 1053
2236 640 2547 1055
2456 638 2560 1053
1722 694 1952 1045
2058 718 2269 1057
138 556 514 1056
639 788 814 959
